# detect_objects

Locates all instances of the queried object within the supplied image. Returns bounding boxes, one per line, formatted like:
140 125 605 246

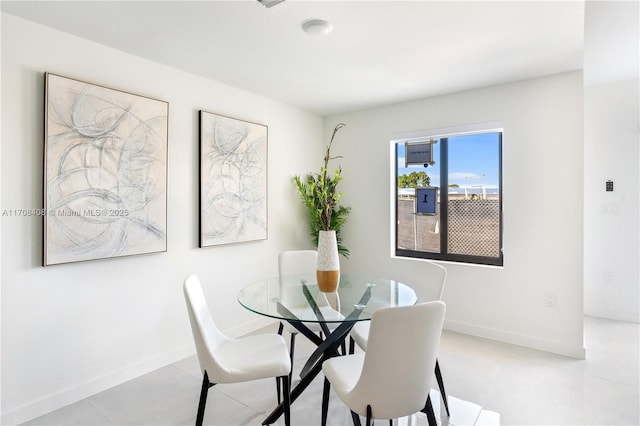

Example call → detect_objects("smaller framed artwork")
416 187 438 215
199 111 268 247
44 73 168 266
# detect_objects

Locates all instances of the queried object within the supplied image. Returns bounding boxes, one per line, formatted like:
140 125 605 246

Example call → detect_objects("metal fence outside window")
397 193 500 258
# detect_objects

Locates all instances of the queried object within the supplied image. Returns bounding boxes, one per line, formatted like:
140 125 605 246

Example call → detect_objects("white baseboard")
1 344 194 426
1 318 278 426
584 309 640 324
444 319 586 359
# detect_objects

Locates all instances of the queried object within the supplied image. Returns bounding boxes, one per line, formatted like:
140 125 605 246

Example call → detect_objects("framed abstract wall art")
44 73 168 266
199 111 267 247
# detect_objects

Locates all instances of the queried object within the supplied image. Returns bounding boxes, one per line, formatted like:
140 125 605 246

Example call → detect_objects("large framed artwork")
199 111 267 247
44 73 168 266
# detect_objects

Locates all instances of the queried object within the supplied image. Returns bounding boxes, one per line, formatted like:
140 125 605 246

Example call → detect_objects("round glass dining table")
238 273 418 323
237 273 417 425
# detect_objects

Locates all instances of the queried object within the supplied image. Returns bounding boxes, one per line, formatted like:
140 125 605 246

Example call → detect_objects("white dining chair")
349 261 450 417
183 274 291 426
277 250 343 379
322 301 446 426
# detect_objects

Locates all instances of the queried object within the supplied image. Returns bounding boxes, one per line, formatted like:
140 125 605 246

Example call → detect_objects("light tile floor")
21 316 639 426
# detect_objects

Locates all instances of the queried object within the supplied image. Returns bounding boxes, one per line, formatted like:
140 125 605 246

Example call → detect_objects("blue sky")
397 132 500 188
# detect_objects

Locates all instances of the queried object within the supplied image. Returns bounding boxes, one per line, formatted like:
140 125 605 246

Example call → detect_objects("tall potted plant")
294 123 350 292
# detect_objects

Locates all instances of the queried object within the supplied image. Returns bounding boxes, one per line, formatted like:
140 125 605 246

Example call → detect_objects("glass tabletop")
238 273 417 323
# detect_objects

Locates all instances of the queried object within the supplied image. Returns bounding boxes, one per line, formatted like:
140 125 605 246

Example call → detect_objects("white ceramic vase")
316 230 340 292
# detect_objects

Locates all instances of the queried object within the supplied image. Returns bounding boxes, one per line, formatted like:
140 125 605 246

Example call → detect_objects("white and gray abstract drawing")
44 73 168 265
199 111 267 247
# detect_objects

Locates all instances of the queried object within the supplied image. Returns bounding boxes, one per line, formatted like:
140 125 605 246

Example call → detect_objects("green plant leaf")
293 123 350 257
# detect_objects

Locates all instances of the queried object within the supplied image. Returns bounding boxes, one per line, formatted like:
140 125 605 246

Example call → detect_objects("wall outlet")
604 270 614 284
544 293 557 308
601 203 620 215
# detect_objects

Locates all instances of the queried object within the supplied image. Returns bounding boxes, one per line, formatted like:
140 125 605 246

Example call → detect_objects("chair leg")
289 333 296 384
276 321 286 404
351 410 362 426
349 336 355 354
282 375 291 426
422 395 437 426
366 405 372 426
321 377 330 426
196 372 214 426
435 359 450 417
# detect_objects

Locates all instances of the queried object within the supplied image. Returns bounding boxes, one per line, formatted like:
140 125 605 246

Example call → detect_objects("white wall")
0 9 601 425
582 1 640 323
1 13 322 424
329 72 585 359
584 79 640 322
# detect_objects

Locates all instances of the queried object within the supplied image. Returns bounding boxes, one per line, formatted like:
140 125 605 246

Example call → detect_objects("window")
394 128 503 266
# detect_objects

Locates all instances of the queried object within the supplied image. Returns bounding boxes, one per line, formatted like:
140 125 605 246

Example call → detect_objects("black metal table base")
263 284 372 425
262 319 355 425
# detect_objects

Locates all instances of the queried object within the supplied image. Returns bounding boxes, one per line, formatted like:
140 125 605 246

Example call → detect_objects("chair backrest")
278 250 337 309
350 301 446 420
279 250 341 311
414 261 447 303
391 260 447 303
183 274 230 379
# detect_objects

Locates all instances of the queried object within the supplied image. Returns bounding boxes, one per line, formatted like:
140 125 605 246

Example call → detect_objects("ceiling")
0 0 619 116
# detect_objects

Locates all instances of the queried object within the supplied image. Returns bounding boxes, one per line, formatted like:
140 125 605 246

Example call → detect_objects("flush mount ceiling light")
302 19 333 36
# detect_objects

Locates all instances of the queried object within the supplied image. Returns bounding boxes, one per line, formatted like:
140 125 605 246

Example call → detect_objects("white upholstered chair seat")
321 352 365 394
209 333 291 383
